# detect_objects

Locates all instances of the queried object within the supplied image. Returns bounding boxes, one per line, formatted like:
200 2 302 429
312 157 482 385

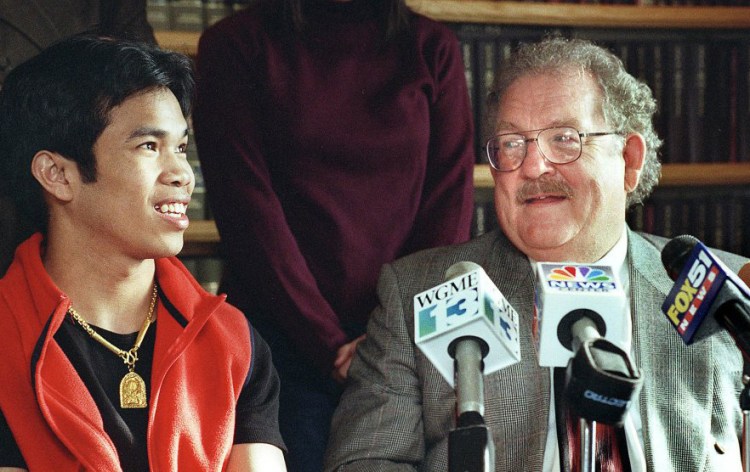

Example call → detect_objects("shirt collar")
529 227 629 277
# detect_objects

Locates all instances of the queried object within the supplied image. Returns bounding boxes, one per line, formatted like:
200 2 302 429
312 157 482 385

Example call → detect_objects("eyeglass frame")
484 126 623 172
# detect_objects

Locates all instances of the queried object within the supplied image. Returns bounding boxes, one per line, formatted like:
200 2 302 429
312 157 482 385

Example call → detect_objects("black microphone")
563 314 642 425
660 235 750 359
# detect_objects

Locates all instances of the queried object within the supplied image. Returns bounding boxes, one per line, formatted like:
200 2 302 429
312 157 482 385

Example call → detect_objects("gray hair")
487 36 662 207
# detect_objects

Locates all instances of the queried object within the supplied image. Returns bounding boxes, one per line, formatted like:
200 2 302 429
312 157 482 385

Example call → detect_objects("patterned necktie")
554 368 631 472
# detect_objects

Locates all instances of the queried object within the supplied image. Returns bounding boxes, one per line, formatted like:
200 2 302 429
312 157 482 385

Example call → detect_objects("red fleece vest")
0 234 253 471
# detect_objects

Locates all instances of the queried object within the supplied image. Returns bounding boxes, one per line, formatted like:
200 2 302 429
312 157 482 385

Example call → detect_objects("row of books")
472 185 750 258
453 23 750 165
627 185 750 256
146 0 255 32
180 256 224 294
186 129 210 221
148 0 750 31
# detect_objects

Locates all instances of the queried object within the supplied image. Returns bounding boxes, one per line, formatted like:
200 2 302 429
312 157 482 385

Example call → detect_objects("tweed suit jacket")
325 228 745 471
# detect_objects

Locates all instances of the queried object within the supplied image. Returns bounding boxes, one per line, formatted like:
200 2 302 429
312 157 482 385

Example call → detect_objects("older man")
324 37 746 471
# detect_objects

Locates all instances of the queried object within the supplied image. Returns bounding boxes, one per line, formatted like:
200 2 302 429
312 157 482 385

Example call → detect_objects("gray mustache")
516 178 573 204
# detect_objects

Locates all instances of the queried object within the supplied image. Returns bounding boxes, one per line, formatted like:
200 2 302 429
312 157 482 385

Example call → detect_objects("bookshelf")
161 0 750 256
406 1 750 29
153 3 750 54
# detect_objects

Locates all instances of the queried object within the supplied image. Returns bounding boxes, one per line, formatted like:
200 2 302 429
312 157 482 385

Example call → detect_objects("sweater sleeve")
401 20 475 255
192 22 348 374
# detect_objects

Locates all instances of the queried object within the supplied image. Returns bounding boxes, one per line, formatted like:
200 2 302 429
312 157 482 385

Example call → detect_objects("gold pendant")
120 371 148 409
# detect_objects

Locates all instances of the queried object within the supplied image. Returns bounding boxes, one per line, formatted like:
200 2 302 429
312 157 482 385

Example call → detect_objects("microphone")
413 261 521 389
534 262 641 425
414 261 519 472
534 263 630 367
660 235 750 358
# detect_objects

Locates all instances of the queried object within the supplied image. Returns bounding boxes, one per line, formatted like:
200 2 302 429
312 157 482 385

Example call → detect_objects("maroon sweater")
193 1 475 373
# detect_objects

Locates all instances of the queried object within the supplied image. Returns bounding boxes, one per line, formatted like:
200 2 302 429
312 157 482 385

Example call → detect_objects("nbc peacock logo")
549 265 611 282
543 264 617 292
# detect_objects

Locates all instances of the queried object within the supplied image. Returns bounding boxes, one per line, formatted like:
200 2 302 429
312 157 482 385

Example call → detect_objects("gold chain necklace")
67 283 158 409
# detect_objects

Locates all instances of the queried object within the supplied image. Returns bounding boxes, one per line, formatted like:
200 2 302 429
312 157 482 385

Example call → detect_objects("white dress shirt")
534 228 647 471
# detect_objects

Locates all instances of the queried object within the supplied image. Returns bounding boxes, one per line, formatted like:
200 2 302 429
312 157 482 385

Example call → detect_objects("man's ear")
622 133 646 193
30 151 77 202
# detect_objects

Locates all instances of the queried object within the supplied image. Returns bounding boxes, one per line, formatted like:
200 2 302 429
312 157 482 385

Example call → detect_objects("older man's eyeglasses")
485 126 622 172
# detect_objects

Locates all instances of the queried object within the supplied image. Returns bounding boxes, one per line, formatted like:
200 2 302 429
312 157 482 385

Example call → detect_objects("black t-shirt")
0 308 284 470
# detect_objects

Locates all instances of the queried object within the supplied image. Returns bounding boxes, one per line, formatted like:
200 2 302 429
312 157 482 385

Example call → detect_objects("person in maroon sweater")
192 0 475 470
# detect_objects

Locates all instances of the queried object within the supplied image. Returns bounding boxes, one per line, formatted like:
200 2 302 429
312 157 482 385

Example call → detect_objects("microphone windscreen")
661 234 700 280
445 261 481 281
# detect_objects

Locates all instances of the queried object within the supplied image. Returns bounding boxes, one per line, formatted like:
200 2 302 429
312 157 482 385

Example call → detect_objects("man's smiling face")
491 69 632 263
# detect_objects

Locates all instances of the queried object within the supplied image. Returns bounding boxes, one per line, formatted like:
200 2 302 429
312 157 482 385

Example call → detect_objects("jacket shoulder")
633 231 749 273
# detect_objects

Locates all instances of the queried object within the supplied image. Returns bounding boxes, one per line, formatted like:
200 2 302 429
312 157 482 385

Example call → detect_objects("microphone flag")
661 238 750 344
414 262 521 387
534 263 629 367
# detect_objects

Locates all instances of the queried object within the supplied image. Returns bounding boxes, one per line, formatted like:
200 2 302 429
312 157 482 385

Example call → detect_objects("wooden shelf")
182 219 221 257
155 2 750 55
154 30 200 56
406 1 750 29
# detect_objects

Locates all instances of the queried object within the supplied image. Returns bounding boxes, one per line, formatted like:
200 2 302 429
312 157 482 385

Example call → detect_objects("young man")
0 36 286 471
324 37 746 471
0 0 157 277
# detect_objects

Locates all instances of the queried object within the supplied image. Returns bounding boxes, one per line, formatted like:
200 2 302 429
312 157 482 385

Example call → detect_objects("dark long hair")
260 0 411 42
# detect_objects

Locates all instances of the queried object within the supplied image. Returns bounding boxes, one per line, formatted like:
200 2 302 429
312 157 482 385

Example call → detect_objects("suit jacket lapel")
483 232 551 470
628 231 713 471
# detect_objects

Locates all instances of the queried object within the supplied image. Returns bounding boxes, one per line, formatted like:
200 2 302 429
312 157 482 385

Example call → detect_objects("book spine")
704 42 732 162
666 41 685 163
147 0 172 30
187 129 208 220
685 42 706 163
738 41 750 162
170 0 205 32
452 24 480 162
203 0 233 28
476 28 499 161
